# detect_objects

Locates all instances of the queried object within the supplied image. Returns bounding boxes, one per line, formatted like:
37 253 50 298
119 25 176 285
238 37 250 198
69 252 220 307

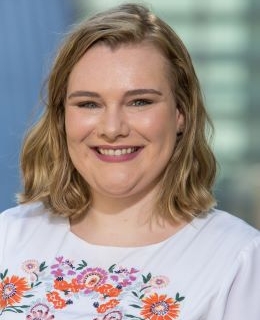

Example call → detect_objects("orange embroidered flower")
0 275 29 309
95 284 121 297
141 293 180 320
97 299 120 313
54 278 84 293
46 291 66 309
54 279 70 291
69 278 84 293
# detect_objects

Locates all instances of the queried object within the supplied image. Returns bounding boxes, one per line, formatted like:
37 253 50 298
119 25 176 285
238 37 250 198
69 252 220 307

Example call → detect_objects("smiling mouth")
96 147 139 156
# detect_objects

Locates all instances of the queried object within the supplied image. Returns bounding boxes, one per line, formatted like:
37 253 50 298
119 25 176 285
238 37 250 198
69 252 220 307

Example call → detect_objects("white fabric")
0 202 259 320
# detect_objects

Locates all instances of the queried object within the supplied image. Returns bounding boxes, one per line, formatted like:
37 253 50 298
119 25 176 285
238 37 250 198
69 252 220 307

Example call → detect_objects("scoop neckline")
65 214 205 250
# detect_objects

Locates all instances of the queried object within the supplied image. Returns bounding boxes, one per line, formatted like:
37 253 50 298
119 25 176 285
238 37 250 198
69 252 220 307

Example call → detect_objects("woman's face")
65 42 184 202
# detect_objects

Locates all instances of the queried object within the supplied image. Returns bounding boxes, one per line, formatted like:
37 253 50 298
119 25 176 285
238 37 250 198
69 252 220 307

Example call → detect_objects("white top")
0 202 259 320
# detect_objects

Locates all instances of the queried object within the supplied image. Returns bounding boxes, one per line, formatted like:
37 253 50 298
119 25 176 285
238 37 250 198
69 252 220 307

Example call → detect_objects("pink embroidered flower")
111 267 138 287
26 302 55 319
22 260 40 282
50 257 76 278
103 310 123 319
22 260 39 274
51 268 65 278
77 267 108 293
149 275 169 289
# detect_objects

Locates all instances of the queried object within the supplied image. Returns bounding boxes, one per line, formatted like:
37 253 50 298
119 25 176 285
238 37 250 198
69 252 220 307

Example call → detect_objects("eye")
131 99 152 107
77 101 100 109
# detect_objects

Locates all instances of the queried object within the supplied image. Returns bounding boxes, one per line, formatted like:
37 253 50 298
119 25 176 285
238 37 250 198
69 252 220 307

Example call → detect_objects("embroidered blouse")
0 202 259 320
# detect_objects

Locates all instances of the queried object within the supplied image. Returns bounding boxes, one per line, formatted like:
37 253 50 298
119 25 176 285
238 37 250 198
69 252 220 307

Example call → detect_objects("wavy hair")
19 3 217 221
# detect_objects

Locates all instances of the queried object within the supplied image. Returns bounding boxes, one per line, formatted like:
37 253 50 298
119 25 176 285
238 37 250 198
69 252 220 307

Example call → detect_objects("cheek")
65 108 94 142
136 108 177 141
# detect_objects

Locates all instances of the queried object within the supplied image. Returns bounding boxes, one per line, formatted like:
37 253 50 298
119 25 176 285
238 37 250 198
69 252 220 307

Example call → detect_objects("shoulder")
0 201 65 225
1 201 47 220
0 202 68 263
201 208 259 241
0 202 64 232
201 211 260 318
191 208 260 263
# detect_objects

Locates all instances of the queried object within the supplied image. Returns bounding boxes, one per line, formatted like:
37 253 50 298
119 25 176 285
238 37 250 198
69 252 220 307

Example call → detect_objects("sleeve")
0 211 7 267
208 235 260 320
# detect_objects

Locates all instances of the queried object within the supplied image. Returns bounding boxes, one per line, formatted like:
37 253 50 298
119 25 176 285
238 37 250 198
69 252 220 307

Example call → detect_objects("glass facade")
78 0 260 227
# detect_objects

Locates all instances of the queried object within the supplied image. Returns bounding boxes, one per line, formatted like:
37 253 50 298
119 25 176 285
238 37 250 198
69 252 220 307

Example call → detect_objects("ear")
176 108 185 135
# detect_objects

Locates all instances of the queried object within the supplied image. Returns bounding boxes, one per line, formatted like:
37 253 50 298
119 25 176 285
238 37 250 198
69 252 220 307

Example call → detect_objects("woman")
0 3 259 320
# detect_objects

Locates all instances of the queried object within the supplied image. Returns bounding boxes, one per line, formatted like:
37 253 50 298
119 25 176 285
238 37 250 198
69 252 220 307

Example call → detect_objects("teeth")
98 147 136 156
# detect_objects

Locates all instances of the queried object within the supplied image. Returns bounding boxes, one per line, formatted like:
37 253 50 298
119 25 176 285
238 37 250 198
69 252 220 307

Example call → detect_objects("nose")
97 107 130 141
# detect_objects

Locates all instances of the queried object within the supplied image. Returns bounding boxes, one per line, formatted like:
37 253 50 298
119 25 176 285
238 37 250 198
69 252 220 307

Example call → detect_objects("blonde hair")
19 3 216 221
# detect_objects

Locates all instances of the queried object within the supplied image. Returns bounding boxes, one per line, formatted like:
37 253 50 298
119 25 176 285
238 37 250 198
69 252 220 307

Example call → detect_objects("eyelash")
131 99 152 107
77 101 99 109
76 99 153 109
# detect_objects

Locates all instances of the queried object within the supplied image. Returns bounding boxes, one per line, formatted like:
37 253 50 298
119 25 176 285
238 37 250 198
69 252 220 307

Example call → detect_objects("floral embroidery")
46 291 67 309
77 267 108 293
102 310 123 319
96 299 120 313
149 275 169 289
140 293 181 320
0 271 30 314
0 258 185 319
95 284 121 298
110 266 138 287
22 260 40 282
22 260 39 274
26 302 55 319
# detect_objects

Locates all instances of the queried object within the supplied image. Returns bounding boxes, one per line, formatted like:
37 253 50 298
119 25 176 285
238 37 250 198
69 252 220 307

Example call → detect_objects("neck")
90 188 159 224
70 186 186 247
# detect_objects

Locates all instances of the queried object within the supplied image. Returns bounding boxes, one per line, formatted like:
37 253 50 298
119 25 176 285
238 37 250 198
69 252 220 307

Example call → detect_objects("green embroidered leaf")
76 265 85 271
129 304 142 309
3 308 18 313
132 291 138 298
125 315 143 320
178 296 185 302
108 264 116 273
39 262 48 272
139 294 145 300
5 306 26 313
175 292 185 302
16 309 23 313
23 294 34 298
142 272 151 284
76 260 88 270
33 281 42 288
0 269 8 280
81 260 87 266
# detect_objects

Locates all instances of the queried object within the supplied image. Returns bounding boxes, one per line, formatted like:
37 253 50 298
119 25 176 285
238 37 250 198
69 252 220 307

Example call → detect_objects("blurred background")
0 0 259 228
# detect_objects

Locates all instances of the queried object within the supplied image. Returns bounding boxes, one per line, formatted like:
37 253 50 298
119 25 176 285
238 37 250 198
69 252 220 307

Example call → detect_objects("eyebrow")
67 88 162 100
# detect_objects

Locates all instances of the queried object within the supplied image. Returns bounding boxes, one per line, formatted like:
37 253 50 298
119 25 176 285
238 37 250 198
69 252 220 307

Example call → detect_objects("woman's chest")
0 246 219 320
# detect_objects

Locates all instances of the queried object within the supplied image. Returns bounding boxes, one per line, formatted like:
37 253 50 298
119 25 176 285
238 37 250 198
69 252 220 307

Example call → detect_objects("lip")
91 145 143 162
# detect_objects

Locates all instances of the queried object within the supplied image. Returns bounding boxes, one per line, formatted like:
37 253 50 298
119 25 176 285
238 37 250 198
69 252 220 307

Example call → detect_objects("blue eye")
132 99 152 106
77 101 99 109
